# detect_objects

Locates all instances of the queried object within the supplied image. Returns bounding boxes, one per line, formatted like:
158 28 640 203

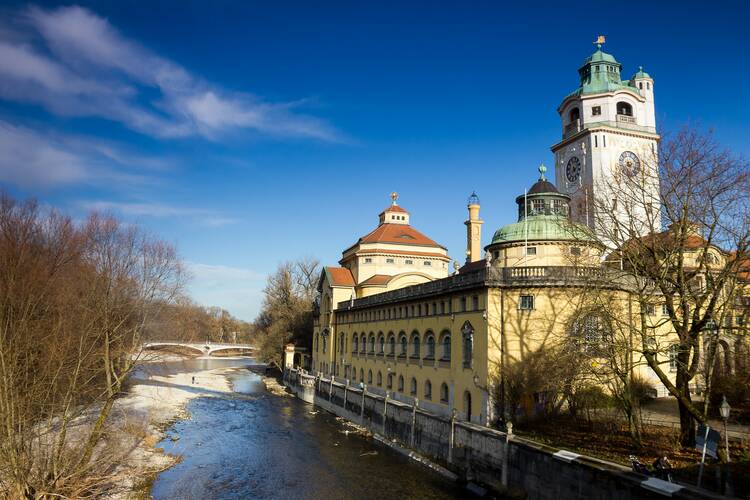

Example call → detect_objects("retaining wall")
284 369 725 500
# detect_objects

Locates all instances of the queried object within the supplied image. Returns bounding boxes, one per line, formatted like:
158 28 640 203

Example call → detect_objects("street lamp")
719 396 731 463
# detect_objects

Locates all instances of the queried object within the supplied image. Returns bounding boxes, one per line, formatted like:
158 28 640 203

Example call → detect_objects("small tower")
464 191 483 263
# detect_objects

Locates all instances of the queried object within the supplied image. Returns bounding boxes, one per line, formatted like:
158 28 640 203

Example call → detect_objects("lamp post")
719 396 731 463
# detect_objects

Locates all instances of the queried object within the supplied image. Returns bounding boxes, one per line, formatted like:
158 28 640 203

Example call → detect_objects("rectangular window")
440 301 446 314
570 247 581 256
386 258 394 264
669 345 678 371
603 135 606 147
519 295 535 310
526 246 537 256
405 259 413 265
645 304 655 316
423 261 432 266
460 297 467 312
472 295 479 311
737 316 745 327
661 304 669 316
364 258 372 263
592 106 601 116
594 135 598 147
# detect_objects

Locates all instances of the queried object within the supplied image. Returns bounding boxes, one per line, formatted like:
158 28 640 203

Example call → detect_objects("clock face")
619 151 641 176
566 157 581 183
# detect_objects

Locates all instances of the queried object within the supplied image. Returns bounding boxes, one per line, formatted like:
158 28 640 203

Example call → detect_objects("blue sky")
1 1 748 321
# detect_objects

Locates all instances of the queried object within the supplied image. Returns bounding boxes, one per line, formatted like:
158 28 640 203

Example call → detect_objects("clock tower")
550 38 660 247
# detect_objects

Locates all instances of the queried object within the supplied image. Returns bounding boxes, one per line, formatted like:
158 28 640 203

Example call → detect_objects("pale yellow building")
310 45 749 425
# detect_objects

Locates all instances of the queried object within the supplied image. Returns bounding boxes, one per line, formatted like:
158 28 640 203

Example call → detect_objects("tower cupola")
378 192 410 225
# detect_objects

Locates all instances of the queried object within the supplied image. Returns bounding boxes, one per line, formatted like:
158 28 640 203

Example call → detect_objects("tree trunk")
676 371 696 446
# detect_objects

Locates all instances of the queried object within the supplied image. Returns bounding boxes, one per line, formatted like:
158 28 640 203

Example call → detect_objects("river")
146 357 470 499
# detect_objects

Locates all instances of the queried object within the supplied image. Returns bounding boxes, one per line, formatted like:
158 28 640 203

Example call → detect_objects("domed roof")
490 218 598 246
632 66 651 79
488 165 600 247
528 179 559 195
584 48 619 65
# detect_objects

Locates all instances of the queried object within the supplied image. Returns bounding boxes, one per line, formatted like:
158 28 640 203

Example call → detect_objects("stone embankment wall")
284 369 722 500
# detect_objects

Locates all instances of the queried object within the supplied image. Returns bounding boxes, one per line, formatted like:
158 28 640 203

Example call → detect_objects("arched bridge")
143 341 256 357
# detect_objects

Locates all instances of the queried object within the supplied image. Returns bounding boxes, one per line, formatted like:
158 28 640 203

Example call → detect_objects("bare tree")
254 258 320 369
588 127 750 446
0 199 185 498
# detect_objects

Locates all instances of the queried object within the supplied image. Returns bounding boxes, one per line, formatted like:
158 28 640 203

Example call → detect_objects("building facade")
310 43 749 426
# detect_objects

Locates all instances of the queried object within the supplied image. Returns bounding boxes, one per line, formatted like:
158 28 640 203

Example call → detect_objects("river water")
148 358 469 499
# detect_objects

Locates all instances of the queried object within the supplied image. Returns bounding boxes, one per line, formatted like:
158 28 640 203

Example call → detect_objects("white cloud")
78 200 240 228
0 5 342 141
186 261 265 321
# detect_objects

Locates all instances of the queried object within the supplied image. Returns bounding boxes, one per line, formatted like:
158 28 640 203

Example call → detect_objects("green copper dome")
632 66 652 79
584 48 619 65
488 165 599 247
566 45 642 98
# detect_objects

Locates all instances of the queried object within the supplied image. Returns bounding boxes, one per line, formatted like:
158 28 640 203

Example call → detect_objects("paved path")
640 398 749 441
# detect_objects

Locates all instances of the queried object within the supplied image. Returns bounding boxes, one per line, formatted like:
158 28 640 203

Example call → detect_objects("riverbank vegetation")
253 258 319 369
0 194 249 498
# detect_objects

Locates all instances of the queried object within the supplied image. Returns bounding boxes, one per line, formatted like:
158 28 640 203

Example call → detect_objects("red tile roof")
325 266 355 287
459 259 487 274
357 223 444 248
357 248 449 260
360 274 394 286
381 204 408 214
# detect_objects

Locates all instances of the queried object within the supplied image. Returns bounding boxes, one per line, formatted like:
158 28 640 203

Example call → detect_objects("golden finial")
594 35 606 49
390 191 398 205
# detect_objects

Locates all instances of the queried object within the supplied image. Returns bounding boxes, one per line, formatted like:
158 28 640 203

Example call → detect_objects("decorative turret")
465 191 483 263
487 165 597 250
378 192 410 225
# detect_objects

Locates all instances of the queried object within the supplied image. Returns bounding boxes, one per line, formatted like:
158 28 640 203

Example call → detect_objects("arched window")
425 334 435 359
400 335 408 355
424 380 432 400
377 371 382 386
410 377 417 395
339 334 345 354
412 332 421 358
368 370 373 384
360 335 366 353
360 368 364 382
398 375 404 391
440 383 449 403
352 334 358 353
461 321 474 368
441 333 451 360
571 313 611 355
387 373 393 389
569 107 580 123
314 333 319 351
616 101 633 116
378 334 385 354
322 334 328 354
464 391 473 421
388 333 395 355
369 334 375 353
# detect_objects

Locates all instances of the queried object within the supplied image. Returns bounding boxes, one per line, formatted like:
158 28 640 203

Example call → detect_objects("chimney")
464 192 483 263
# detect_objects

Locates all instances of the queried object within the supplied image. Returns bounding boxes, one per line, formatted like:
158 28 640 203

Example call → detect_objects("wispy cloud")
0 5 342 142
78 200 240 227
186 261 265 321
0 120 157 188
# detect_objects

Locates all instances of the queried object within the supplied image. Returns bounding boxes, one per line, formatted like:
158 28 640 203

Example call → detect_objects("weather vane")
390 191 398 205
594 35 606 49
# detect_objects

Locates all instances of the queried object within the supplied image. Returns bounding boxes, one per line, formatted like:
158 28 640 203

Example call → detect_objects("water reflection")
148 358 469 499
